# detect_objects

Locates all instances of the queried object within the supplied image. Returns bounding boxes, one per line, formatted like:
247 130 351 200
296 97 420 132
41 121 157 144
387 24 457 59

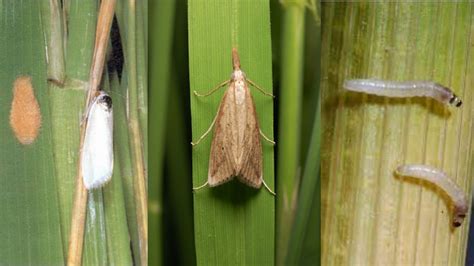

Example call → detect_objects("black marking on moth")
98 94 113 110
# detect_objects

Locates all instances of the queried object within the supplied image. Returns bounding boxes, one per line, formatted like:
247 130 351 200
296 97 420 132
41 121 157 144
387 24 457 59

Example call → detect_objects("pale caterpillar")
395 164 468 227
344 79 462 107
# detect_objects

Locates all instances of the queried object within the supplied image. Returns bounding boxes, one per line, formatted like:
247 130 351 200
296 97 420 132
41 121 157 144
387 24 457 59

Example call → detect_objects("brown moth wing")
236 84 263 188
207 84 238 186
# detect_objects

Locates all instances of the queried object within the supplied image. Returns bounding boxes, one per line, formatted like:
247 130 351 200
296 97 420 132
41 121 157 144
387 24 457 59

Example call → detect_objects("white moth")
395 164 468 227
81 91 113 190
344 79 462 107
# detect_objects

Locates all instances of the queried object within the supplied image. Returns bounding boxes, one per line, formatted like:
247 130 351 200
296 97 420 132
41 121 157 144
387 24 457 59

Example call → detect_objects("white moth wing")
82 93 114 189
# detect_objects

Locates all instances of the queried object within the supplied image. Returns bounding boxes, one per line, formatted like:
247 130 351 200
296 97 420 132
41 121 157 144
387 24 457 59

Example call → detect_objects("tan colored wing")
236 86 263 188
208 85 238 186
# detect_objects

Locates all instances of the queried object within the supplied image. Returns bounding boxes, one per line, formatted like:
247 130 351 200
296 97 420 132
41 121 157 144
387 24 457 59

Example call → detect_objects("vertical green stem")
126 1 148 265
40 0 66 84
136 0 148 160
149 0 176 265
276 1 306 264
287 98 321 264
65 0 98 82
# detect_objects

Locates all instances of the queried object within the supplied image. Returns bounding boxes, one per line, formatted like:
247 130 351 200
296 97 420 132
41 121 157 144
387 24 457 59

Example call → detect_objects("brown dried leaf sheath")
10 76 41 144
208 80 263 188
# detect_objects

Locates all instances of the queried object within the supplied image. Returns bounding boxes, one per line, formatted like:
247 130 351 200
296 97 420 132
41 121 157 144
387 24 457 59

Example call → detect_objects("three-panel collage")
1 1 473 266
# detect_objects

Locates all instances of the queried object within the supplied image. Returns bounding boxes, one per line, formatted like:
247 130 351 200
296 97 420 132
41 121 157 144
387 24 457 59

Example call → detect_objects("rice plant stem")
126 0 148 265
40 0 66 85
276 0 306 264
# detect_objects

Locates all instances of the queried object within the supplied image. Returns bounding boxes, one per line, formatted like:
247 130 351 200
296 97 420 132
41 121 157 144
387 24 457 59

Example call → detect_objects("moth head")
453 213 466 227
449 94 462 107
232 48 241 70
97 91 113 111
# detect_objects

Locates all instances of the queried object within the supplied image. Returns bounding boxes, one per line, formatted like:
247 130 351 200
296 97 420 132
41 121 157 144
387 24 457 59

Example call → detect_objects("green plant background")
149 0 321 265
0 0 320 265
0 0 146 265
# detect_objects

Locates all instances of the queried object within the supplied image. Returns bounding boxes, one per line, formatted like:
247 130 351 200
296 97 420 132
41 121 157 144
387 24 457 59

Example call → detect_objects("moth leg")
262 179 276 196
192 181 209 191
194 80 231 97
259 129 276 145
191 112 218 146
246 79 275 98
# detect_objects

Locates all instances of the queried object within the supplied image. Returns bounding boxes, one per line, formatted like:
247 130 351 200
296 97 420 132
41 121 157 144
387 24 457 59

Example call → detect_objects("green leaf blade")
0 1 64 264
189 1 275 265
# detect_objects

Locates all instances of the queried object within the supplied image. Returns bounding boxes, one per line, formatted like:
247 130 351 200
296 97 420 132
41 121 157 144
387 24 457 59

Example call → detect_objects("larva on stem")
344 79 462 107
395 164 468 227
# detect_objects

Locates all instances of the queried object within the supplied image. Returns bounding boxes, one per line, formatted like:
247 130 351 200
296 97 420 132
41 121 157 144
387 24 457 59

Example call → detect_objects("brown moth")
192 48 275 195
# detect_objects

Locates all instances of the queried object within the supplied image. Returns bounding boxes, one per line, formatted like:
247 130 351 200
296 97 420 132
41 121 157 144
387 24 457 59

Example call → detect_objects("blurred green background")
149 0 321 265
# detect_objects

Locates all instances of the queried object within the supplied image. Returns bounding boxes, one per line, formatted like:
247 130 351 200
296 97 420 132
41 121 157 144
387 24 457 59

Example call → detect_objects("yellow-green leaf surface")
322 3 473 265
0 1 63 264
189 0 275 265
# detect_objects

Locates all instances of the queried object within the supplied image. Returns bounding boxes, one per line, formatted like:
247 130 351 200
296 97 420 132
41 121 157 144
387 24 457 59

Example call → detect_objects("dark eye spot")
449 96 455 104
99 95 113 109
450 94 462 107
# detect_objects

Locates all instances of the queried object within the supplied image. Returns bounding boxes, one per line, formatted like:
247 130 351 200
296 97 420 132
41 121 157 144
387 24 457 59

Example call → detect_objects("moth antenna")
232 48 241 70
262 179 276 196
191 112 218 146
194 80 231 97
193 181 209 191
246 79 275 98
259 129 275 145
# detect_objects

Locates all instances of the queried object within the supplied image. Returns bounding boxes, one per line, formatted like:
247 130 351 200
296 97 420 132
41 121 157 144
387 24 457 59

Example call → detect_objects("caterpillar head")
449 94 462 107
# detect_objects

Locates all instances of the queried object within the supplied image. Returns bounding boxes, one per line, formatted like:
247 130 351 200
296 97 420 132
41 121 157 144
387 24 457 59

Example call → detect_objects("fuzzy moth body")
344 79 462 107
81 91 114 190
395 164 468 227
